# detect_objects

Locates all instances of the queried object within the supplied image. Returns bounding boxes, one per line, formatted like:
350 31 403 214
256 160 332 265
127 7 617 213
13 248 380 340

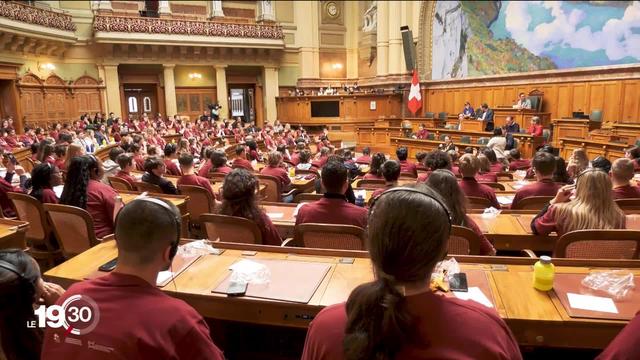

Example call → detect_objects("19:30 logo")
31 295 100 335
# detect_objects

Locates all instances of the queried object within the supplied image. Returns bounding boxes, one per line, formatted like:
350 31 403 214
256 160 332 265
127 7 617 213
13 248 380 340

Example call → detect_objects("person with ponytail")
60 155 118 238
302 186 521 360
29 163 63 204
0 249 64 360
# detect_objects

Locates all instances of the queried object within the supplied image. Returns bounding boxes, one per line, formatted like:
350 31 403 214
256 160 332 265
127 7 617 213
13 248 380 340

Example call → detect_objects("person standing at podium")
516 92 532 110
478 104 494 131
461 102 475 118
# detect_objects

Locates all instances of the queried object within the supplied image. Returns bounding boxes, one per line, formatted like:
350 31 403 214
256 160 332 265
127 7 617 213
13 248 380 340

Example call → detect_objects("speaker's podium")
460 119 486 132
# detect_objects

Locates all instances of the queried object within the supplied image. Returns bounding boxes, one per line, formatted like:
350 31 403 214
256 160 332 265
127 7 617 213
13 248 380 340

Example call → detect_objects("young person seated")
0 153 28 217
592 156 612 173
29 163 63 204
141 157 178 195
177 153 214 199
414 124 429 139
0 249 65 360
114 153 137 186
354 147 372 164
260 151 292 192
483 147 505 173
60 155 119 238
415 151 428 171
438 136 457 153
476 154 498 182
311 147 331 169
532 169 625 237
426 170 496 255
610 158 640 200
196 147 214 177
417 150 452 182
296 161 368 228
296 150 316 172
101 146 124 184
371 160 401 199
396 146 417 176
566 147 589 180
231 144 254 171
209 150 233 175
508 149 531 171
53 144 67 171
596 312 640 360
458 154 500 209
163 143 181 176
363 152 385 180
553 156 573 185
218 169 282 246
41 198 224 359
624 145 640 171
290 142 306 165
131 143 145 171
301 187 520 360
246 139 262 162
511 152 560 208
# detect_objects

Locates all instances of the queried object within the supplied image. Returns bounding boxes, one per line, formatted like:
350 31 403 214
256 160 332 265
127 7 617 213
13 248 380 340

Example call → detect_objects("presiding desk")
551 118 602 145
44 240 640 349
558 137 627 162
493 107 551 129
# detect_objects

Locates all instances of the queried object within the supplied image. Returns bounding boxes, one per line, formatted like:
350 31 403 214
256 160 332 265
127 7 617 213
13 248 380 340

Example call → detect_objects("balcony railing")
93 15 284 40
0 1 75 32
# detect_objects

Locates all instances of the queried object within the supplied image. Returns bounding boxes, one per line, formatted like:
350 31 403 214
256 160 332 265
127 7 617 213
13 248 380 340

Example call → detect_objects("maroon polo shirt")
42 272 224 360
197 160 212 177
115 171 136 186
177 174 215 199
290 152 301 166
355 155 371 164
476 172 498 183
295 194 368 228
370 183 395 200
596 313 640 360
509 159 531 171
211 166 232 175
399 160 417 176
363 173 383 180
490 163 505 173
311 156 329 169
40 188 59 204
257 212 282 246
511 179 560 208
612 184 640 200
301 291 521 360
86 179 117 238
464 215 495 256
231 158 254 171
164 159 181 176
459 177 500 209
260 165 291 190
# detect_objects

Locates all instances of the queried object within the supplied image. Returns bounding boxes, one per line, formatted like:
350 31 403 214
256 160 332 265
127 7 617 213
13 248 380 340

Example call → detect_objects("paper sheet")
567 293 618 314
453 287 493 308
53 185 64 198
229 259 264 272
267 213 284 219
497 196 514 205
156 271 174 285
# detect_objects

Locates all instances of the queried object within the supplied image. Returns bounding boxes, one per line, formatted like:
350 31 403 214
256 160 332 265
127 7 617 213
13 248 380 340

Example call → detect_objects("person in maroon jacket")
418 150 452 182
301 187 521 360
415 124 429 139
177 153 215 199
458 154 500 209
354 147 372 165
290 142 306 166
611 158 640 200
370 160 400 200
482 148 506 173
163 143 181 176
396 146 417 176
28 162 63 204
508 149 531 171
114 153 137 186
625 146 640 171
296 161 367 228
511 152 560 208
311 147 330 169
363 152 385 180
260 151 291 192
477 154 499 183
209 149 233 175
231 144 254 171
596 312 640 360
42 198 225 360
218 169 282 246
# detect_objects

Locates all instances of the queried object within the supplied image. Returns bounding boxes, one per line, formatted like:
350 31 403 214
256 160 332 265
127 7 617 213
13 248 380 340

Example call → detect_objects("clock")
326 2 339 18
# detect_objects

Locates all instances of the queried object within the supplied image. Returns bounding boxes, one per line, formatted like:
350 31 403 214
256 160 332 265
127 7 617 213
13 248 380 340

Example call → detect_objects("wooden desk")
0 218 30 250
460 119 485 132
117 191 190 238
493 108 551 129
558 137 627 162
551 118 601 145
44 241 640 349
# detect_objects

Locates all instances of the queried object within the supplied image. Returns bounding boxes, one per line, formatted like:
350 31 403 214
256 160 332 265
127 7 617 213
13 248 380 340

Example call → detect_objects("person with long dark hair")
36 140 55 165
29 163 63 204
0 249 64 360
218 169 281 246
60 155 118 238
363 152 385 180
301 186 520 359
552 156 572 185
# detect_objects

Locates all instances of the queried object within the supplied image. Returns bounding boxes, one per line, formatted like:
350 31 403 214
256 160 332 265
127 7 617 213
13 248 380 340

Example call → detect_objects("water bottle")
355 194 365 207
533 256 555 291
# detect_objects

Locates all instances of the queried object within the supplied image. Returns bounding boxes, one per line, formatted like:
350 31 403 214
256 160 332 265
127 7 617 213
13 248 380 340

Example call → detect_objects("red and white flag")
407 69 422 115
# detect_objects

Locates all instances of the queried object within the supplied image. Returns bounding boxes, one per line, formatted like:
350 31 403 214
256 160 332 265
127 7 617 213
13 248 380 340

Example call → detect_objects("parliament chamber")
0 1 640 360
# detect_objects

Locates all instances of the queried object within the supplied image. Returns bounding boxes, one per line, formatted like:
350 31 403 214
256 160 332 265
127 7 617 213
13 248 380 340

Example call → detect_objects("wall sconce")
189 72 202 80
39 63 56 72
332 63 343 70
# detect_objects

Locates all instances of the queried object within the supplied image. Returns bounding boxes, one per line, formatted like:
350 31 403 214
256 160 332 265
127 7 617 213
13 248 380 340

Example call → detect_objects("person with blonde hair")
64 143 84 171
532 169 625 236
476 154 498 183
566 148 589 179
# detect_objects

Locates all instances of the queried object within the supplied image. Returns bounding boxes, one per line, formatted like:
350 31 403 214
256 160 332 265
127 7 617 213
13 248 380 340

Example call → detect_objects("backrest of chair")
439 133 447 141
295 168 319 177
511 196 555 210
478 182 505 191
496 172 513 180
615 198 640 211
426 133 435 140
255 174 281 202
399 172 418 179
424 112 435 119
43 204 98 257
542 129 551 141
295 223 365 250
554 230 640 259
208 172 228 182
8 192 49 244
478 137 489 145
293 193 323 203
467 196 492 210
448 225 481 255
178 185 215 221
356 179 385 188
590 109 603 122
108 176 134 191
134 181 163 194
460 136 471 144
201 214 262 244
438 112 448 120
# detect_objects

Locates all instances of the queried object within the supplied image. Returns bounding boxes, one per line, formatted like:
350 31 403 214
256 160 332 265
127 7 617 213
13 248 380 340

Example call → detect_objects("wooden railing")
0 1 75 31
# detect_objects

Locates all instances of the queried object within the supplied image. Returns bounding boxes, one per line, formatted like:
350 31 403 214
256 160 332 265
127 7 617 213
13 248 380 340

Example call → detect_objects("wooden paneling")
175 87 216 121
559 138 627 162
621 81 640 123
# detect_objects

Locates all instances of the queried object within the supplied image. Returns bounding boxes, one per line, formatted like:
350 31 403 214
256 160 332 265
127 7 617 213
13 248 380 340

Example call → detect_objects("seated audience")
371 160 401 199
141 157 178 195
246 140 262 162
102 146 124 184
209 150 233 175
553 156 572 185
260 151 292 192
177 154 214 199
508 149 531 170
476 154 498 183
41 198 224 359
355 147 371 164
163 143 181 176
60 155 118 238
363 152 385 180
231 144 253 171
528 116 544 137
296 161 367 228
64 143 84 171
37 141 56 165
396 146 417 176
610 158 640 200
596 313 640 360
296 150 315 172
311 147 330 169
438 136 457 153
532 169 625 236
482 148 505 173
29 163 63 204
53 145 67 171
114 153 137 185
301 187 520 360
290 142 306 165
458 154 500 209
567 148 589 179
0 249 65 360
511 152 560 208
415 151 428 171
218 169 281 246
0 153 28 217
196 147 214 177
426 169 496 255
487 129 507 160
624 146 640 170
591 156 612 173
418 150 452 182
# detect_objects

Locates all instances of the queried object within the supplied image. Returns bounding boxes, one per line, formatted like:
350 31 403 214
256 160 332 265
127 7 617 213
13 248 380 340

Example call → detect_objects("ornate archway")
416 1 435 81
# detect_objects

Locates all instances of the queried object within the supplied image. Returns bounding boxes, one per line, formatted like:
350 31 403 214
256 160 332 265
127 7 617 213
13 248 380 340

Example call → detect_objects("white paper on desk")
497 196 514 205
267 212 284 219
229 259 264 272
453 287 493 308
53 185 64 198
567 293 618 313
156 270 174 285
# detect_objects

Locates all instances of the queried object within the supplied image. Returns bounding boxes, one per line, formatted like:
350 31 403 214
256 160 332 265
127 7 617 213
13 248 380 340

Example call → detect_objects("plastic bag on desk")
179 240 224 256
229 259 271 285
431 258 460 281
481 207 501 219
581 270 635 300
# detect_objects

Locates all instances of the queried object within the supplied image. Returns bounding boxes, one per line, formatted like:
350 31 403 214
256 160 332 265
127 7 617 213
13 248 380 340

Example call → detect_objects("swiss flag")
407 69 422 115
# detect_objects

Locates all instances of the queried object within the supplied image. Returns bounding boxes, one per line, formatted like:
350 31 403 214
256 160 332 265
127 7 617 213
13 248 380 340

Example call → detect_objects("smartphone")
98 258 118 272
227 281 248 297
449 273 468 292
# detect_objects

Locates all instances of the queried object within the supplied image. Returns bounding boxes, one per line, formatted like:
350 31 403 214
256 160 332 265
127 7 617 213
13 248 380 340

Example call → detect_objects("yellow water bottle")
533 255 555 291
289 166 296 178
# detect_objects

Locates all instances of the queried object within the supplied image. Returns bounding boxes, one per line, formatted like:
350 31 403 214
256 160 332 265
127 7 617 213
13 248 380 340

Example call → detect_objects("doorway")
228 84 255 124
123 84 158 120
